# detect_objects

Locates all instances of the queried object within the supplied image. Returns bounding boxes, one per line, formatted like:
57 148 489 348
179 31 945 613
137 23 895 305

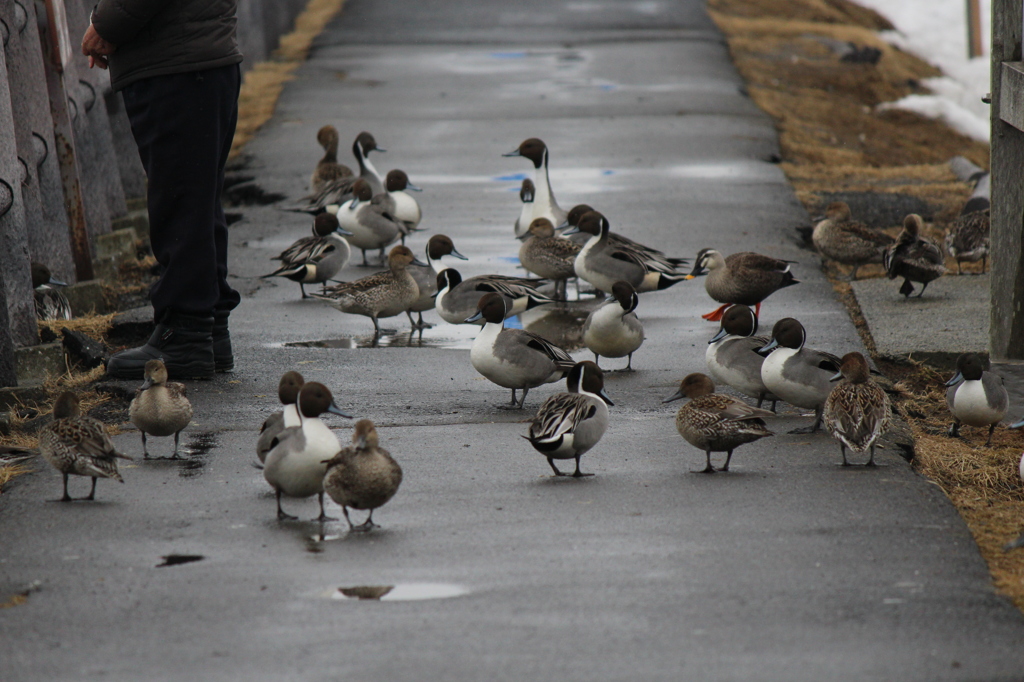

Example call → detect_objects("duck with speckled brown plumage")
322 419 402 532
823 352 891 467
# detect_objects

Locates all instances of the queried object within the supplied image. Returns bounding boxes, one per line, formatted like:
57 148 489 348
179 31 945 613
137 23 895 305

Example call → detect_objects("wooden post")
990 0 1024 360
968 0 984 58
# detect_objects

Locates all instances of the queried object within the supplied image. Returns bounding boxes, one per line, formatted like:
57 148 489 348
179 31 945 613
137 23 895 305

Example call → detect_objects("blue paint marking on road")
494 256 521 265
494 173 530 182
602 169 616 175
505 316 524 329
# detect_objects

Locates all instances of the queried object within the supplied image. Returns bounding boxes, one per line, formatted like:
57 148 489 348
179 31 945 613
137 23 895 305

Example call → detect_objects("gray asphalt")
3 1 1024 680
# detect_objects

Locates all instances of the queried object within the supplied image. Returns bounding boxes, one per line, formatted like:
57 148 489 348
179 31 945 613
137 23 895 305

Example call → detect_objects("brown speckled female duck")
322 419 402 532
811 201 893 280
883 214 946 298
518 217 581 300
130 359 193 459
310 125 354 193
823 352 890 467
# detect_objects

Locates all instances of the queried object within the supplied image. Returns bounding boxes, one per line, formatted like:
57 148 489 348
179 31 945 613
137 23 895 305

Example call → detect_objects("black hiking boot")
106 311 215 380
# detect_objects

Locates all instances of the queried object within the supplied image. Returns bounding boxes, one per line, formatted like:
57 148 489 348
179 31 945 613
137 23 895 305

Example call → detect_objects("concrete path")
3 1 1024 680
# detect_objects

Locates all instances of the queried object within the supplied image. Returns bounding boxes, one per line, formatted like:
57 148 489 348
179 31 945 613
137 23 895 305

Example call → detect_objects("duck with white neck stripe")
582 281 644 371
503 137 568 229
257 371 305 464
406 234 468 330
705 304 777 411
945 353 1008 446
434 268 555 326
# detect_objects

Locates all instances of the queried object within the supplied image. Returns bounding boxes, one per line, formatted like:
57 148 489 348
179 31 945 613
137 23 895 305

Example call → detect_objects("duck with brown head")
823 352 891 466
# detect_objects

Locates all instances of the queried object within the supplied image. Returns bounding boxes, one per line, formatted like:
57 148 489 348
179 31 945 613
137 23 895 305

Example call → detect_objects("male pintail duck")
687 248 798 321
562 205 688 268
435 268 555 326
581 281 644 371
310 125 354 194
311 245 426 335
1010 419 1024 484
257 371 305 464
883 214 946 298
263 382 353 521
567 211 687 294
31 262 72 321
513 178 536 239
758 318 842 434
322 419 402 532
525 361 612 477
406 234 468 330
705 304 777 411
945 353 1008 446
385 169 424 244
262 213 352 298
129 359 193 459
663 373 774 473
823 352 891 466
503 138 568 228
39 391 132 501
811 202 893 280
517 217 580 301
334 179 404 267
467 293 576 408
945 196 990 275
290 131 385 212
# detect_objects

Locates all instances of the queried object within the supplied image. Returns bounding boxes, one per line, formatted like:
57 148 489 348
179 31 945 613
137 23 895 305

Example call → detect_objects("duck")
291 131 386 212
310 245 426 335
945 352 1008 446
39 391 133 501
567 211 687 294
581 281 644 371
1010 419 1024 483
883 214 947 298
257 371 305 464
705 304 777 411
525 361 612 477
823 352 891 466
662 373 774 473
129 359 193 459
262 213 353 298
945 196 990 275
31 262 72 320
503 137 568 228
384 169 424 244
322 419 403 532
687 248 798 321
466 293 576 408
811 201 893 280
406 234 468 330
513 178 536 238
517 217 580 300
434 268 555 326
310 125 354 194
263 382 353 521
758 318 842 434
333 179 404 267
562 204 689 268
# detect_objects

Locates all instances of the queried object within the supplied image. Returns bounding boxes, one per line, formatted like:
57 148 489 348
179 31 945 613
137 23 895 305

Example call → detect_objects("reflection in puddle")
178 432 218 478
332 583 469 601
156 554 204 568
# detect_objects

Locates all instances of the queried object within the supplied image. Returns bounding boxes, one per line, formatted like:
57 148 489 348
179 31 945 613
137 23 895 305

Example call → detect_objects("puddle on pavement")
156 554 204 568
177 432 218 478
331 583 469 601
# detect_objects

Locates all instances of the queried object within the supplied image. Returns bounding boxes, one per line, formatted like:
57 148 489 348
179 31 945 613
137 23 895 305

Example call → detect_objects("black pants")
122 64 242 321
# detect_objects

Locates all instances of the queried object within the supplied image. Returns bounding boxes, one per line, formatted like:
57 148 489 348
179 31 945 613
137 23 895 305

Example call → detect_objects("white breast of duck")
950 377 1007 427
706 338 769 400
514 179 536 238
760 346 833 409
264 419 339 498
385 170 422 231
582 285 643 358
469 296 565 389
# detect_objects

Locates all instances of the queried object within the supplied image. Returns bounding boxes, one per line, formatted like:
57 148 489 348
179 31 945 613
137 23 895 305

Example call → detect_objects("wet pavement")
3 0 1024 680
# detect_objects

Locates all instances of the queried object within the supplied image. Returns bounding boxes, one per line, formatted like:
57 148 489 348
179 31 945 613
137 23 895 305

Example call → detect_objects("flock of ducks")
32 133 1021 532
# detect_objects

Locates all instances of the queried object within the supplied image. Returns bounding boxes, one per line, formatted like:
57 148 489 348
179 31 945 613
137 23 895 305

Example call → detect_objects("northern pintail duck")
257 371 305 464
262 213 352 298
322 418 402 532
811 201 893 280
129 359 193 459
467 293 576 408
39 391 132 501
503 138 568 228
526 361 612 477
663 373 774 473
31 262 71 321
334 179 403 267
705 304 777 410
311 245 426 335
758 318 842 434
310 125 354 194
385 169 424 244
582 281 644 371
883 214 946 298
513 178 536 239
435 268 555 326
567 211 687 294
517 218 581 301
945 353 1008 446
263 382 353 521
945 197 990 275
823 352 891 466
406 234 468 329
688 249 798 321
562 204 689 267
291 131 385 212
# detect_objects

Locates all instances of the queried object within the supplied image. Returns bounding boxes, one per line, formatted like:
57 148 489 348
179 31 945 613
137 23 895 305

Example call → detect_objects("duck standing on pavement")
322 419 403 532
705 304 777 411
687 248 798 322
503 137 568 228
758 318 842 434
39 391 133 501
823 352 890 466
811 201 893 280
130 359 193 459
262 213 352 298
663 373 774 473
434 268 555 326
581 281 644 371
335 179 404 267
525 361 612 477
257 371 305 464
290 131 386 212
945 352 1008 446
517 217 580 301
945 196 990 275
309 125 354 194
406 234 468 330
561 204 689 268
883 213 946 298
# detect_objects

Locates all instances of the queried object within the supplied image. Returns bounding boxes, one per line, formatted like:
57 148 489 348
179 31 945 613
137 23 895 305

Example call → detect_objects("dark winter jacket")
91 0 243 91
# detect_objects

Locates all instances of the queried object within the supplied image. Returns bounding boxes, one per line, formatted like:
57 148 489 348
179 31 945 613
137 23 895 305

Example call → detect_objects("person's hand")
81 23 116 69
